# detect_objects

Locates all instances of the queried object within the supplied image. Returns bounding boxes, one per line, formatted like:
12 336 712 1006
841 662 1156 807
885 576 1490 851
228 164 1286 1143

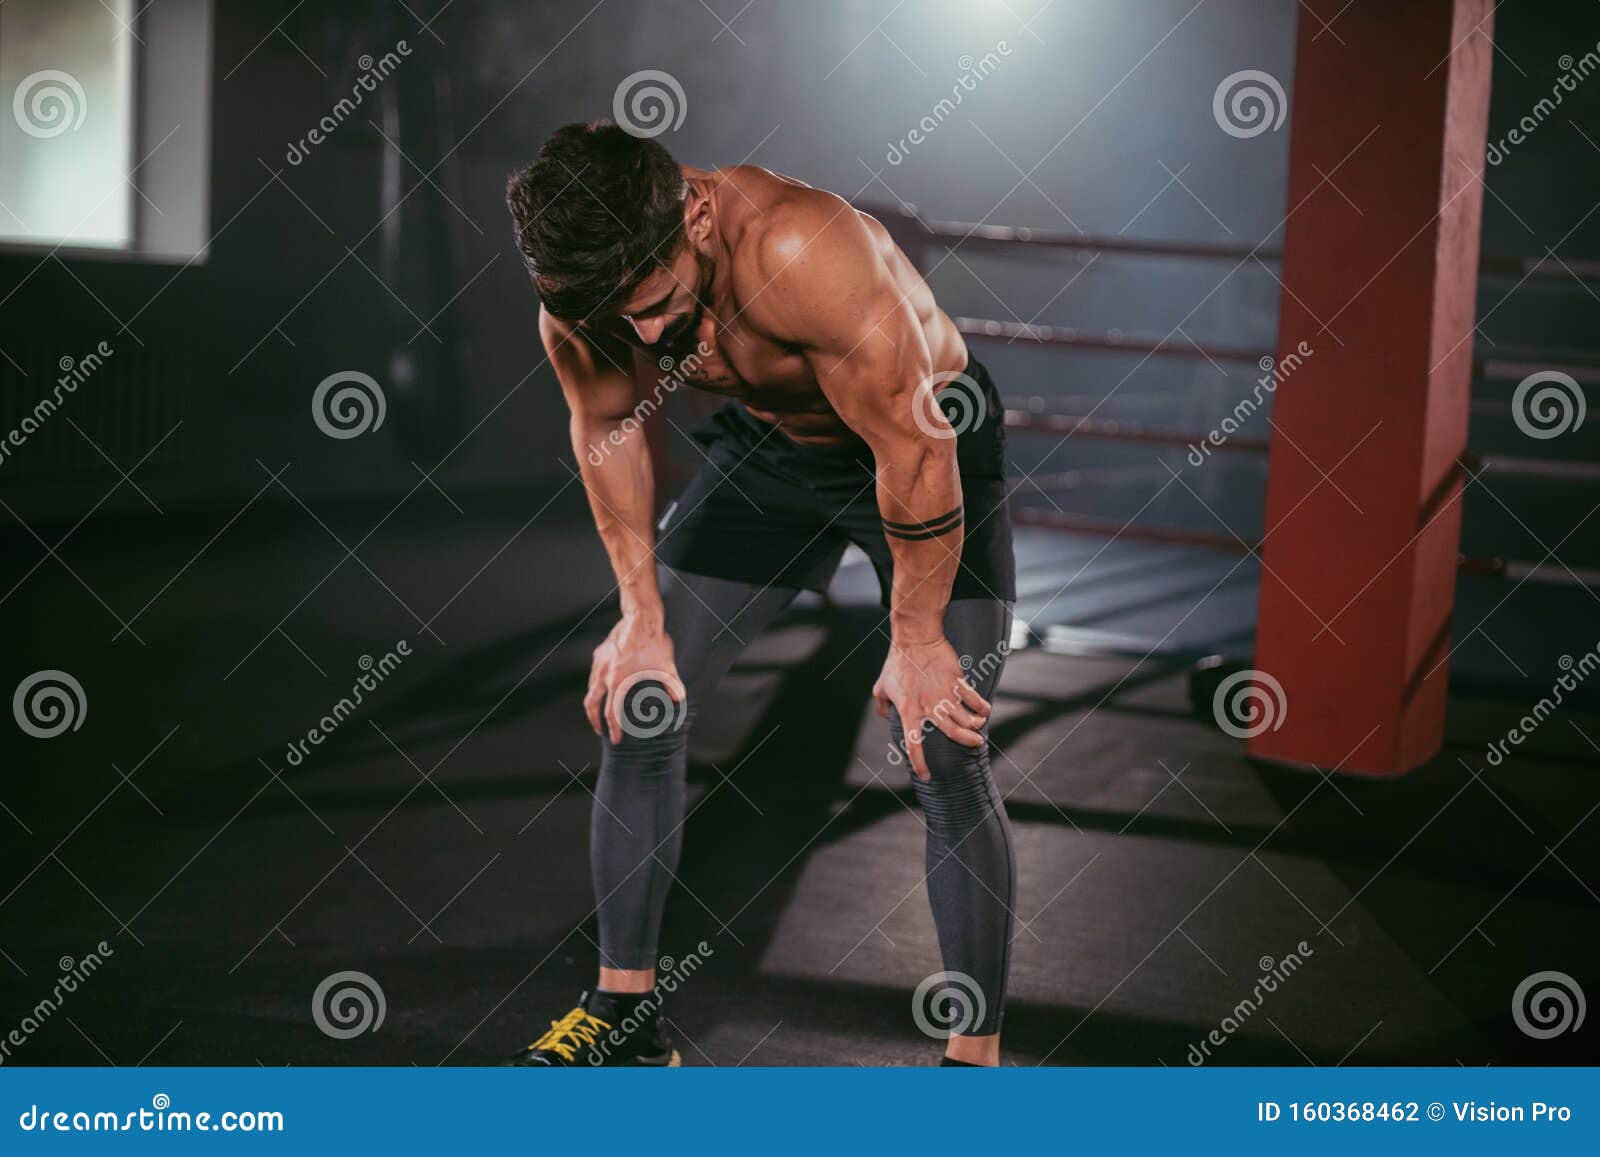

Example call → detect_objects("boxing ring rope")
1476 357 1600 385
1462 452 1600 483
1022 465 1177 491
910 213 1600 284
920 218 1280 264
1457 556 1600 587
964 319 1600 387
955 317 1269 365
1002 409 1269 453
1007 508 1255 554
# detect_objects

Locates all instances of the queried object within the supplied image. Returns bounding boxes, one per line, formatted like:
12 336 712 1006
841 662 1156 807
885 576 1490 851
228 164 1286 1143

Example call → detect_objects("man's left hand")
872 636 992 780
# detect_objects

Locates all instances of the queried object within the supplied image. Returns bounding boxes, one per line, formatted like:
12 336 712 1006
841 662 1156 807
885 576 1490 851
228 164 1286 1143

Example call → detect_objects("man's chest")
666 315 815 403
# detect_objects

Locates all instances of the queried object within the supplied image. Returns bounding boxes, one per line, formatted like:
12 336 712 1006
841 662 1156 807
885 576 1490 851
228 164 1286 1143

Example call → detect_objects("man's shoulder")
539 306 632 369
732 178 862 272
726 178 876 337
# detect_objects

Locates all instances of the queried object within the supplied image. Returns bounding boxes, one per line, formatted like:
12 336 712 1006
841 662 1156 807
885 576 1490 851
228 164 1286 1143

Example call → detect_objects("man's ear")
684 185 715 246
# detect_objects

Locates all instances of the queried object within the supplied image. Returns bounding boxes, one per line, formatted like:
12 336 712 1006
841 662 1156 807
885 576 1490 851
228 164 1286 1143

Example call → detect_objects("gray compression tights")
592 568 1016 1035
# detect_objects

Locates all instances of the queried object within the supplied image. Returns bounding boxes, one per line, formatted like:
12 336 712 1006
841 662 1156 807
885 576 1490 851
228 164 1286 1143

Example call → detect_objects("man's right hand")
585 614 688 744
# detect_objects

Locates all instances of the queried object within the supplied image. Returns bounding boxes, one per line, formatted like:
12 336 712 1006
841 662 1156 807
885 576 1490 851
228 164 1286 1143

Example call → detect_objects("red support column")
1250 0 1494 775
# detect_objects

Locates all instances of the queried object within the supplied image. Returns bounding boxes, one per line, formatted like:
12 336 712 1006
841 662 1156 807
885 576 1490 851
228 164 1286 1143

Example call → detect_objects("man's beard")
656 247 715 352
656 301 704 352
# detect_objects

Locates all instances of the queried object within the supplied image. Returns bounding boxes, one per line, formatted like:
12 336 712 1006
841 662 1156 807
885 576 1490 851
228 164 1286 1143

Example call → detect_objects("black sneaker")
505 992 680 1067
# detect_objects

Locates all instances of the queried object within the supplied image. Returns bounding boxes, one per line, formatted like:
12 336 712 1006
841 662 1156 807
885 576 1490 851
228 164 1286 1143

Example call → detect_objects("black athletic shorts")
655 354 1016 605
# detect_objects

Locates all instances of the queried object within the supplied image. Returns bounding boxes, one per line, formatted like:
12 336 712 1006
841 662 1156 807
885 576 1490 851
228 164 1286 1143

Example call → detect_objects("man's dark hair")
506 121 687 319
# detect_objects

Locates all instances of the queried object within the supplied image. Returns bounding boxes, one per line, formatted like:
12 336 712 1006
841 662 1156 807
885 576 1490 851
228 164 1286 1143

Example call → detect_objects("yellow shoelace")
528 1007 612 1062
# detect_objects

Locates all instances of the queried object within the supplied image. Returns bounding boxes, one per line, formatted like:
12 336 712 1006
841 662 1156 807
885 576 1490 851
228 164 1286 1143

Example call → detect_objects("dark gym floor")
1 488 1596 1067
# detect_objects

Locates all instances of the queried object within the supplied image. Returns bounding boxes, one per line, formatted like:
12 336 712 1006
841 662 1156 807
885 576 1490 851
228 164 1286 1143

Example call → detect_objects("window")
0 0 212 261
0 0 136 249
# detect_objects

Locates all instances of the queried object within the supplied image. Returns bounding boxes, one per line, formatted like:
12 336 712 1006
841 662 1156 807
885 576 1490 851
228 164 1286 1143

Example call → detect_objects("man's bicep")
803 290 932 446
752 245 930 441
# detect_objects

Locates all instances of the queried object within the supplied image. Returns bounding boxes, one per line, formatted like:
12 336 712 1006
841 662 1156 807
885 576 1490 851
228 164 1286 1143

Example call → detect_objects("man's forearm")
573 418 663 625
876 438 963 643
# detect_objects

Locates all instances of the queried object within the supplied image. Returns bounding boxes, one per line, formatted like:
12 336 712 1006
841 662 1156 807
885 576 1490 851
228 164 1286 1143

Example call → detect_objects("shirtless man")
503 120 1017 1067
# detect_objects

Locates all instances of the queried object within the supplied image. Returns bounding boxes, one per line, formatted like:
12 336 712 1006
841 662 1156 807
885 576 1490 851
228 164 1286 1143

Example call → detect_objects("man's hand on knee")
587 615 688 744
873 636 992 780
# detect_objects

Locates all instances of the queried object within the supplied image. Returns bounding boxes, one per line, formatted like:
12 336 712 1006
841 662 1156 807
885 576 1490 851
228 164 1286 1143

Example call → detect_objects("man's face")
615 239 710 349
